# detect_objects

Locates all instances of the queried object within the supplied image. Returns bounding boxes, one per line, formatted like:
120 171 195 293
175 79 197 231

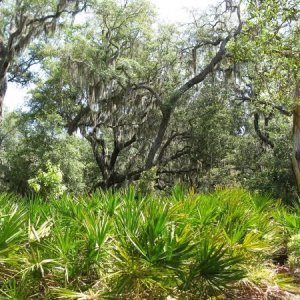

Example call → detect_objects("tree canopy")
0 0 300 200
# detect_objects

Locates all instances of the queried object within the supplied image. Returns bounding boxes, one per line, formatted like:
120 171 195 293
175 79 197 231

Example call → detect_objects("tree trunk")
0 76 7 122
145 35 233 169
292 81 300 194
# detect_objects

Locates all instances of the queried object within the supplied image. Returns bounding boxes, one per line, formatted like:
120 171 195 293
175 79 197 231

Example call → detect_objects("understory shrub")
288 233 300 270
28 161 66 199
0 187 297 299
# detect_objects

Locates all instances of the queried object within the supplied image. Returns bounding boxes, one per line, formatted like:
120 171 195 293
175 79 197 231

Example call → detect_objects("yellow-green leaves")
28 161 66 199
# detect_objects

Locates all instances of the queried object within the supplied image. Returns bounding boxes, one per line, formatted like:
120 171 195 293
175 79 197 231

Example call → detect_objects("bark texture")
293 82 300 194
0 77 7 122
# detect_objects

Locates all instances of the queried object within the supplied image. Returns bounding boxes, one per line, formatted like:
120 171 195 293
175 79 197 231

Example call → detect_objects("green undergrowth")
0 187 299 299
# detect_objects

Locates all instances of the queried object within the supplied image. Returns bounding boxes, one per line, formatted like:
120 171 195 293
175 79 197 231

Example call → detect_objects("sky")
151 0 214 23
5 0 216 112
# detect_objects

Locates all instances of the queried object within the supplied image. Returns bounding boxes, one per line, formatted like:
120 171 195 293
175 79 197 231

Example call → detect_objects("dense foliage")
0 187 299 299
0 0 299 200
1 0 300 297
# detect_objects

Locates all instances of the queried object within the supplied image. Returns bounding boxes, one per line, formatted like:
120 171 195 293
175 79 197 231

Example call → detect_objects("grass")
0 186 299 299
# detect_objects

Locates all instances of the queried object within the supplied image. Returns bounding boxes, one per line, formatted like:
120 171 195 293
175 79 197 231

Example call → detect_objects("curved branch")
145 20 243 169
254 112 274 148
132 83 162 107
109 134 136 170
67 106 91 135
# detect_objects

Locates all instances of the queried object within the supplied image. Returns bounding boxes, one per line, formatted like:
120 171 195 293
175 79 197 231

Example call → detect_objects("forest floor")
226 265 300 299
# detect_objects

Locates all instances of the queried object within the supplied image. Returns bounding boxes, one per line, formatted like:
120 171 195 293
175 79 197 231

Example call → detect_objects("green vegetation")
1 0 300 200
2 0 300 298
28 161 66 199
0 187 299 299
